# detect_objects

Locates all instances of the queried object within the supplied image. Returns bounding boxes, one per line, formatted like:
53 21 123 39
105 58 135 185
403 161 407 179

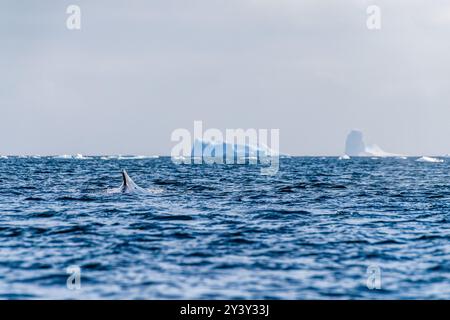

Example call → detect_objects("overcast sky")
1 0 450 156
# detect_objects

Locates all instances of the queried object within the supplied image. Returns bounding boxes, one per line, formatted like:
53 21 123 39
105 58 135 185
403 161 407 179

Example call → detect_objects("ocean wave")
1 157 450 299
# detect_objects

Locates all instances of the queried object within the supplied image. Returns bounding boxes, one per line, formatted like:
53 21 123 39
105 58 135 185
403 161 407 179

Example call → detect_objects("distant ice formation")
416 156 444 163
338 154 351 160
116 155 146 160
345 130 399 157
101 155 159 160
191 139 278 159
55 155 71 159
55 154 90 160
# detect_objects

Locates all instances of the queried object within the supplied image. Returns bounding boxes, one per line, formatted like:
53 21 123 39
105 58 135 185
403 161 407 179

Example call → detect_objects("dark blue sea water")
0 156 449 299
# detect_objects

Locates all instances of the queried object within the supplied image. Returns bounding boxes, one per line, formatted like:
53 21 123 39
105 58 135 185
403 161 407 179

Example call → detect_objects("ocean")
0 156 449 299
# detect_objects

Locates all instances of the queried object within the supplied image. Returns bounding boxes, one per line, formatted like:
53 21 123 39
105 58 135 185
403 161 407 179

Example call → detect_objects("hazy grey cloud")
1 0 450 155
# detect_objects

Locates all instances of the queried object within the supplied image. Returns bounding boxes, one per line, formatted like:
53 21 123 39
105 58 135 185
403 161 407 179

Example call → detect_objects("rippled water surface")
0 156 449 299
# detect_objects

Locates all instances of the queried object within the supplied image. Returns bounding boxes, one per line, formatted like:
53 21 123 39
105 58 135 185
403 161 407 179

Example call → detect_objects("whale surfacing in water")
121 170 138 192
113 170 147 194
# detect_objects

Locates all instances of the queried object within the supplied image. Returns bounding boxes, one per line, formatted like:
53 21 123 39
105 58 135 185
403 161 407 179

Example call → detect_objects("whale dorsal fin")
121 170 139 192
107 170 148 194
122 170 131 187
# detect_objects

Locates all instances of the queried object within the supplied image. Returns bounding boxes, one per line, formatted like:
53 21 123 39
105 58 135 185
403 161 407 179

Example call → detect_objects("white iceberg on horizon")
54 154 90 160
338 154 351 160
55 154 72 159
100 155 159 160
345 130 401 157
416 156 443 163
118 155 159 160
191 139 279 158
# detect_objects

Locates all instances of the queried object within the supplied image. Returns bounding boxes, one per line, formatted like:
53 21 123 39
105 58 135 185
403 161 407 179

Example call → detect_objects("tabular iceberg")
191 139 278 159
416 156 444 163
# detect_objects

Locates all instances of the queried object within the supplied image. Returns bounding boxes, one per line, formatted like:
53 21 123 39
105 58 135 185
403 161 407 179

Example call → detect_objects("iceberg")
117 155 159 160
338 154 351 160
191 139 278 159
54 154 90 160
416 156 444 163
345 130 400 157
55 154 72 159
100 155 159 160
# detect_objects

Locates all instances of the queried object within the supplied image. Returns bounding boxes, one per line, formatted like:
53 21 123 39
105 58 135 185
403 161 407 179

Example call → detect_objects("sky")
1 0 450 156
